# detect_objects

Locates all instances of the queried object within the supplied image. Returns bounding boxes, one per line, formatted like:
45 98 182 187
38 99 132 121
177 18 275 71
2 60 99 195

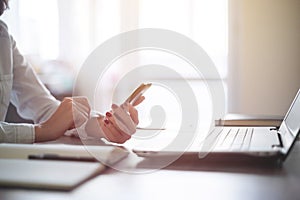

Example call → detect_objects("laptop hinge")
270 128 284 149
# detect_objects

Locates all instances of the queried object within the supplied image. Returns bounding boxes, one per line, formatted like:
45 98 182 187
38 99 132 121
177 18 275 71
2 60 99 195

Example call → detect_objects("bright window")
2 0 228 114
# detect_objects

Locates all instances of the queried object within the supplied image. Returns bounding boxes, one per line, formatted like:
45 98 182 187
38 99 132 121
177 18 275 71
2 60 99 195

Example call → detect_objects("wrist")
84 116 105 138
34 124 43 142
34 124 57 142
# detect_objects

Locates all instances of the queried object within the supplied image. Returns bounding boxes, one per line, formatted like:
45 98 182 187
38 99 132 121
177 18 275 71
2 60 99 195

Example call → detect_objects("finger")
106 111 129 135
121 102 139 125
106 111 133 141
101 120 119 142
132 95 145 106
103 118 131 143
128 104 139 125
99 117 120 142
111 104 136 135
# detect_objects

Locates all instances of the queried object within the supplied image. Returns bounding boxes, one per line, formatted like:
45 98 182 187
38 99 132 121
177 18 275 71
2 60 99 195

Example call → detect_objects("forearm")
34 124 60 142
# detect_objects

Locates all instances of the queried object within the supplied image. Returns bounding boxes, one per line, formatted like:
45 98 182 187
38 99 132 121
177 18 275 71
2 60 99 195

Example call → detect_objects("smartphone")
125 83 152 105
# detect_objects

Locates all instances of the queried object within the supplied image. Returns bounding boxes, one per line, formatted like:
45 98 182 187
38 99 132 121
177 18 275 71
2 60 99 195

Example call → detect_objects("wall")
228 0 300 116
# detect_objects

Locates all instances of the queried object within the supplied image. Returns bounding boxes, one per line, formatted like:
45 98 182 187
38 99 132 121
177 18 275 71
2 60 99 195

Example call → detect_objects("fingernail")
111 104 118 109
106 112 112 117
104 119 110 124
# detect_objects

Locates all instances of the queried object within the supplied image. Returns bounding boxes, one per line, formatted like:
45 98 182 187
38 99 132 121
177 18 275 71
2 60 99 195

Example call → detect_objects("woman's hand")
97 96 145 144
34 97 91 142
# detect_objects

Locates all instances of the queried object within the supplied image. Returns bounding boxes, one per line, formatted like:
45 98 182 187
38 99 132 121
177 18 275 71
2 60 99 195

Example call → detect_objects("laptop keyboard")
200 126 282 152
219 128 253 150
200 127 254 151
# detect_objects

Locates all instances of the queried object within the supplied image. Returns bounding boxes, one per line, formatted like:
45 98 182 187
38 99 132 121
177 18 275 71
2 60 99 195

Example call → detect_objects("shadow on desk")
136 155 286 175
135 142 300 176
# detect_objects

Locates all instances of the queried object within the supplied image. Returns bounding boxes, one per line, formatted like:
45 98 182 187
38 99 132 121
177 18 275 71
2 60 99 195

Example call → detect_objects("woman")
0 0 143 144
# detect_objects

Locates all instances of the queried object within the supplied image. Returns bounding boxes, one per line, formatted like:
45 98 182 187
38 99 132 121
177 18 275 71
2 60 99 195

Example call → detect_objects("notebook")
0 159 105 190
0 144 129 190
133 89 300 164
0 143 129 165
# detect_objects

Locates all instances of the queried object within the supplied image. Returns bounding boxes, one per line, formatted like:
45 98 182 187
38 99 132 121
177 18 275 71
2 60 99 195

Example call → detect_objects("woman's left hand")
89 96 145 144
96 104 134 143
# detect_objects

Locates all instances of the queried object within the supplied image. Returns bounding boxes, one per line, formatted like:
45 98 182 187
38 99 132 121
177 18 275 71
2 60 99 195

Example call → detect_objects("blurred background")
2 0 300 123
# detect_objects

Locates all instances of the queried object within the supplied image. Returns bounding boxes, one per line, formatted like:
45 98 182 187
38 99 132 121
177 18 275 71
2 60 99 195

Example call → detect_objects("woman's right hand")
34 97 90 142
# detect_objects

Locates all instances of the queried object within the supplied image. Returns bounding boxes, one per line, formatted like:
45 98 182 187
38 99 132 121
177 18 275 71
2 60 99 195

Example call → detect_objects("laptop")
133 89 300 164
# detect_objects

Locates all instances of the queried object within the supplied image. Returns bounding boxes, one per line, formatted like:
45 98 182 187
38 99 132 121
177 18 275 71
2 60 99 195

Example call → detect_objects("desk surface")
1 137 300 200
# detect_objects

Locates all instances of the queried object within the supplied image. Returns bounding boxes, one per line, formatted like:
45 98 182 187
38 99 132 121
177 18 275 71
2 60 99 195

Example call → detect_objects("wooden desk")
0 138 299 200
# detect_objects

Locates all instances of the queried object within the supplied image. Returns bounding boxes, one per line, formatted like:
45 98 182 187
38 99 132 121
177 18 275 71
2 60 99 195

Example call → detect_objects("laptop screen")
280 89 300 157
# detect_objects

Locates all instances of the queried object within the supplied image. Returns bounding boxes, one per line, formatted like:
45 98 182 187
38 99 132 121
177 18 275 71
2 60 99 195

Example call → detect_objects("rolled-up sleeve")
10 37 60 124
0 122 34 143
0 20 59 143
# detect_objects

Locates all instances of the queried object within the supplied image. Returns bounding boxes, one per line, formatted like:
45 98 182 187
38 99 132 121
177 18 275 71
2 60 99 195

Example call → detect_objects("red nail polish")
104 119 110 124
106 112 112 117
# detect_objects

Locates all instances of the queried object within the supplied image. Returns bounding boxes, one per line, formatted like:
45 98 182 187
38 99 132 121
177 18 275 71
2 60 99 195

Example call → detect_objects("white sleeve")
10 36 60 124
0 122 34 143
0 20 59 144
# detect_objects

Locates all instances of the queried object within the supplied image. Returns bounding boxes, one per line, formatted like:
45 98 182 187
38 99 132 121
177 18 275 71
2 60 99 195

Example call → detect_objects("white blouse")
0 20 60 143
